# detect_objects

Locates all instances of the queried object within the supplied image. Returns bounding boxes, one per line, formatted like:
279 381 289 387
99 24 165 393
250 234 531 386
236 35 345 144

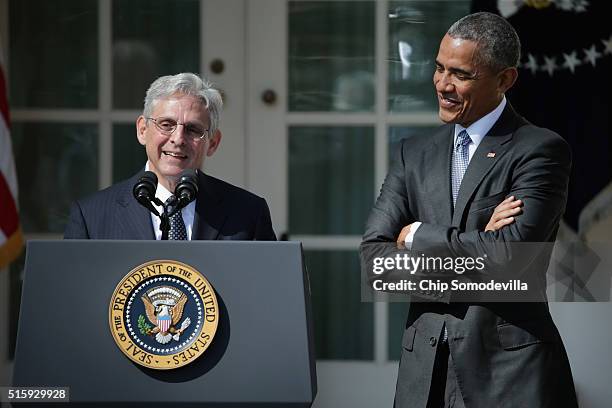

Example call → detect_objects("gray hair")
143 72 223 135
447 12 521 72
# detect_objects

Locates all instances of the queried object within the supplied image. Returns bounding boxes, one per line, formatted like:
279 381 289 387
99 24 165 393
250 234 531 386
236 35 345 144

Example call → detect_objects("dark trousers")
426 340 466 408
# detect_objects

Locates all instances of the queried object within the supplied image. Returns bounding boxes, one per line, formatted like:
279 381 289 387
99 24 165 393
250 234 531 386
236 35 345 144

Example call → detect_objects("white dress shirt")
405 96 507 248
145 162 196 240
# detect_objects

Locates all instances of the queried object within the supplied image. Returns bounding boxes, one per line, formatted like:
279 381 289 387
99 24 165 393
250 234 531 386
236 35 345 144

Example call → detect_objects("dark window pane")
306 250 373 360
9 0 98 108
289 1 375 111
388 1 470 112
113 0 200 109
113 124 147 182
12 123 98 233
289 126 374 235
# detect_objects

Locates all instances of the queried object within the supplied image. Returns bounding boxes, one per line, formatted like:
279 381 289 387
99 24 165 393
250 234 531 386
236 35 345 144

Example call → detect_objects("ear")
206 129 222 157
498 67 518 93
136 116 148 146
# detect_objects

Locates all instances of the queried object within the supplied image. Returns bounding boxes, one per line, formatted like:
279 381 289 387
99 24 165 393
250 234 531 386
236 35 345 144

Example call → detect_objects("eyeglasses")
146 117 209 141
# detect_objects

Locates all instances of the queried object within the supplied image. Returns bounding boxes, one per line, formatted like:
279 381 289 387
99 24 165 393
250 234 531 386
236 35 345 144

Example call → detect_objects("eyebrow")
158 117 207 127
435 60 475 78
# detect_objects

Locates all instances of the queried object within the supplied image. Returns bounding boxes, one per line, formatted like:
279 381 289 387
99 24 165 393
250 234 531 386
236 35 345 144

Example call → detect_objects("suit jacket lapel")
423 125 454 226
192 171 227 240
116 171 156 239
451 103 526 225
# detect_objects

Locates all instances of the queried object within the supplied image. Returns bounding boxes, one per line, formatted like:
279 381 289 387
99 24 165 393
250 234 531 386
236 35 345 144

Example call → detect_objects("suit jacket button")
429 337 437 347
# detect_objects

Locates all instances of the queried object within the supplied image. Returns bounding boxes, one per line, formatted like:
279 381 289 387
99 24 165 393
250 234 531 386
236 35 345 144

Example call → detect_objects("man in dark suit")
65 73 275 241
362 12 577 408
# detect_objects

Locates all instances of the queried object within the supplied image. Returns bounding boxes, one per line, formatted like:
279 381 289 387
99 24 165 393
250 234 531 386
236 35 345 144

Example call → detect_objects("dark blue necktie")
167 196 187 240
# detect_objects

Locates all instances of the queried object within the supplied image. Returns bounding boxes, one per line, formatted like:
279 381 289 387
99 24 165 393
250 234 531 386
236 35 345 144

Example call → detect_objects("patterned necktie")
167 196 187 240
444 130 471 343
451 129 472 206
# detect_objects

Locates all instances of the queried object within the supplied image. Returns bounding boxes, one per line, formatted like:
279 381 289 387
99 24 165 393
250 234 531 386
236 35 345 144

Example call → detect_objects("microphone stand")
146 196 176 241
159 196 182 241
160 210 171 241
134 170 196 240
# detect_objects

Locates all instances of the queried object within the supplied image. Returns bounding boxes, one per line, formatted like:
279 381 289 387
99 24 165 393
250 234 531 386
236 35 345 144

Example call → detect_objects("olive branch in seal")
137 314 153 335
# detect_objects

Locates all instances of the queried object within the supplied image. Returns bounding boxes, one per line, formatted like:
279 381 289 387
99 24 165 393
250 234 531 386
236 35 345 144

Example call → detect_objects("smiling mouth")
163 151 188 159
439 94 460 108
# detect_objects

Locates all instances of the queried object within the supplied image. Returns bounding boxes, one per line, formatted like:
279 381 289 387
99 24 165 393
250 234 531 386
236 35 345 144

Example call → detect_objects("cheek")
144 136 166 157
456 88 472 106
147 140 161 153
192 146 207 162
433 73 444 89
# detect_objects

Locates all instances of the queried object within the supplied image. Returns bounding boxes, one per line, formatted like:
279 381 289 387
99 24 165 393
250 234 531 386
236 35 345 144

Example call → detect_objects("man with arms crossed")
65 73 275 241
362 12 577 408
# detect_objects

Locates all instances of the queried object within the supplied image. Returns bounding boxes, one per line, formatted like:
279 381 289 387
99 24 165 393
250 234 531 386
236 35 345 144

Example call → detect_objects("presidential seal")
109 260 219 370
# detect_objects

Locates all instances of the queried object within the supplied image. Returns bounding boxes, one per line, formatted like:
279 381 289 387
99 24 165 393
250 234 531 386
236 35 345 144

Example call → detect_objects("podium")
13 240 316 407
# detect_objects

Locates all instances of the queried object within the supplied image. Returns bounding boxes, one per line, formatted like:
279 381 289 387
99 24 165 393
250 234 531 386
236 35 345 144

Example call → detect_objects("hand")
485 196 523 232
397 224 412 247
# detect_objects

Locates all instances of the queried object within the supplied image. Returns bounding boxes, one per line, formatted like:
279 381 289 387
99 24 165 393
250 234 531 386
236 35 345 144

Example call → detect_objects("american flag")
0 45 23 268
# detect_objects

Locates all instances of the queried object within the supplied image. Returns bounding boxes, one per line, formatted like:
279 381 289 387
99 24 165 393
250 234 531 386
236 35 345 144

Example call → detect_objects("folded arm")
360 133 571 301
410 135 571 272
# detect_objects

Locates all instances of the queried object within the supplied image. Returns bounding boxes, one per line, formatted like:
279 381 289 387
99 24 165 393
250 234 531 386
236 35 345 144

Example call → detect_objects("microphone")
133 171 159 215
174 169 199 210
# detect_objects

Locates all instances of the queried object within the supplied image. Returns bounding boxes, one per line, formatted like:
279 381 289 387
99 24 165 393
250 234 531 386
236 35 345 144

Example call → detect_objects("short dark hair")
447 12 521 72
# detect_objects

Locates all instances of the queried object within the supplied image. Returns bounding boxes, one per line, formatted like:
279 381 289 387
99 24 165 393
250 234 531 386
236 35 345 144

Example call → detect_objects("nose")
434 71 454 93
169 124 187 145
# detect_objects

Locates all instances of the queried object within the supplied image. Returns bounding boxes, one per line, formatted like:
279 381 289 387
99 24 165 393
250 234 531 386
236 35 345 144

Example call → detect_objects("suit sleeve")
64 201 90 239
412 132 571 273
254 198 277 241
360 140 431 298
363 139 415 242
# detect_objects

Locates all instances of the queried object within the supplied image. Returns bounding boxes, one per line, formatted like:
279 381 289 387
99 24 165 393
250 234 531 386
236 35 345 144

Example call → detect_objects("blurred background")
0 0 610 407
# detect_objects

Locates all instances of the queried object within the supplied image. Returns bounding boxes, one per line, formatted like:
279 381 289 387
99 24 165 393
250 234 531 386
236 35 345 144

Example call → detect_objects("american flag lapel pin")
487 152 496 158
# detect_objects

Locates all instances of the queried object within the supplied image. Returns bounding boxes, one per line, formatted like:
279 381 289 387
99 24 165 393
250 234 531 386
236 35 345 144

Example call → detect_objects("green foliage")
138 314 153 335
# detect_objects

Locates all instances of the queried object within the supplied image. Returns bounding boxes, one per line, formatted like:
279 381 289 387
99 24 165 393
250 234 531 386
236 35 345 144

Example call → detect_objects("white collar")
454 96 507 144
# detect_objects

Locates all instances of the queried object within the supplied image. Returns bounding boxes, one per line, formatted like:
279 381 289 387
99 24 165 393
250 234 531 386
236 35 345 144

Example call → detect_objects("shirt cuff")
404 222 422 250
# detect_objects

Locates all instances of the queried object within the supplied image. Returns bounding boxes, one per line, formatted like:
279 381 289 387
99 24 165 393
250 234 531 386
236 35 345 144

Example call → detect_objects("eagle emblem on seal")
139 285 192 344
